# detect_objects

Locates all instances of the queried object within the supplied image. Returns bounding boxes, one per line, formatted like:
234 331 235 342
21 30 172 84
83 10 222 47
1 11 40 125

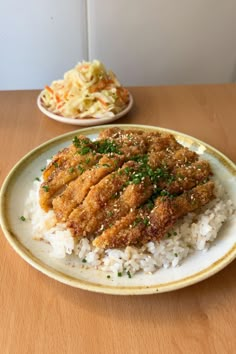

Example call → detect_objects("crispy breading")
144 132 181 152
52 155 124 222
148 147 198 170
39 151 100 211
40 128 216 249
144 181 215 242
99 127 148 158
159 160 211 194
67 161 140 236
93 182 214 248
69 177 154 238
42 135 92 181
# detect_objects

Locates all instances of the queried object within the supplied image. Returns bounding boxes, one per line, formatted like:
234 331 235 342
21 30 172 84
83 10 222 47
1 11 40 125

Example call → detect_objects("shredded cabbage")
40 60 130 119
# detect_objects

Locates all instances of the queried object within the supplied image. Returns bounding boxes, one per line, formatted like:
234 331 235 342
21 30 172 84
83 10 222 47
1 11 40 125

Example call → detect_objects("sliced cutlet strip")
143 181 215 243
159 160 211 195
93 211 139 249
39 151 100 212
98 127 145 140
144 132 181 152
42 135 92 181
52 154 125 222
76 177 154 238
98 127 148 158
75 146 196 238
93 181 215 249
67 161 141 237
147 147 198 170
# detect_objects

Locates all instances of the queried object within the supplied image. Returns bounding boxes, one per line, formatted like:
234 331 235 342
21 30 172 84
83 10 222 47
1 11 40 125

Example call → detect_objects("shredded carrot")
79 64 89 70
97 97 108 107
90 79 107 93
45 85 54 95
57 103 64 109
55 94 61 103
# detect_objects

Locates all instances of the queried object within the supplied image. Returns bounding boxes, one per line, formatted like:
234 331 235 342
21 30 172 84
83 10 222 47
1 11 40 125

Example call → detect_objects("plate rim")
1 124 236 295
37 92 134 126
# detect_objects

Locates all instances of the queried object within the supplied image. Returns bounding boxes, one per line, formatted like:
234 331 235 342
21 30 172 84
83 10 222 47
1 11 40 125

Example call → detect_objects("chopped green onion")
42 185 49 192
127 271 132 278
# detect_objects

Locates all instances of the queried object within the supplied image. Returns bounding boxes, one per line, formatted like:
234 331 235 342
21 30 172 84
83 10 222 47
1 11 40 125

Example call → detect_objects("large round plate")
37 92 133 126
0 124 235 295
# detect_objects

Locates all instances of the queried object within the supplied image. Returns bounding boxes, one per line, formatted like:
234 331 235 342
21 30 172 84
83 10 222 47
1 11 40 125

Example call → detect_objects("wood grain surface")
0 85 235 354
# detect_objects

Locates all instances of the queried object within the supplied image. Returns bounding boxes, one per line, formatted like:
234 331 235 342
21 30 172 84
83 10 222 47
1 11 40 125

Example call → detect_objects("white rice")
24 179 235 276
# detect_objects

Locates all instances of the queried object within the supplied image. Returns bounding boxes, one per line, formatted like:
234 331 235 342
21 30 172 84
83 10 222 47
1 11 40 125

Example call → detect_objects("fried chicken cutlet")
39 127 215 249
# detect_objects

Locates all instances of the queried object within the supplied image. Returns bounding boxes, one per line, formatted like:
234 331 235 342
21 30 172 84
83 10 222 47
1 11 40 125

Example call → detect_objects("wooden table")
0 85 235 354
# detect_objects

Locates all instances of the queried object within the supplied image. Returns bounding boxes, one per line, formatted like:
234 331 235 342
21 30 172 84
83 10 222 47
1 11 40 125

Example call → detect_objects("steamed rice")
24 178 235 276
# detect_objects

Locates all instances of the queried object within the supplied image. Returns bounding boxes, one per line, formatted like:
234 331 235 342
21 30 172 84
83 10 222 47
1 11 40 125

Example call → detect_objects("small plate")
0 124 236 295
37 92 133 126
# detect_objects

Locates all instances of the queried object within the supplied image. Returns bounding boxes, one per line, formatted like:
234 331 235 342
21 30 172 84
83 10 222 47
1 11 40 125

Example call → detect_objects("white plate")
37 92 133 126
0 124 236 295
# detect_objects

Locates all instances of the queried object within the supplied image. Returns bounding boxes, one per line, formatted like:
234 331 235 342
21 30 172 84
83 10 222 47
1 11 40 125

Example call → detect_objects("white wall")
1 0 236 89
0 0 88 90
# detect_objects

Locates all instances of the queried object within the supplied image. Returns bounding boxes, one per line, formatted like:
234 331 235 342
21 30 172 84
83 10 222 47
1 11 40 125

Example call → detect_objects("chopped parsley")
72 136 93 155
107 211 114 217
82 258 87 263
117 272 122 277
80 146 92 155
42 185 49 192
94 139 121 154
143 217 150 226
77 165 85 173
35 177 40 181
132 217 150 227
146 199 154 210
132 217 143 227
19 216 26 221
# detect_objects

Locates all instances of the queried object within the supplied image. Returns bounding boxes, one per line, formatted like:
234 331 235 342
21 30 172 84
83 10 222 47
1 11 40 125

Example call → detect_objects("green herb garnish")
94 139 121 154
19 216 26 221
107 211 114 217
77 165 85 173
80 146 92 155
143 217 150 226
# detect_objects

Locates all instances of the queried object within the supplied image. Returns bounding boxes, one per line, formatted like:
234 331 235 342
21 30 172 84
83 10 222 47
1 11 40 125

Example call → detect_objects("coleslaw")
40 60 130 119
